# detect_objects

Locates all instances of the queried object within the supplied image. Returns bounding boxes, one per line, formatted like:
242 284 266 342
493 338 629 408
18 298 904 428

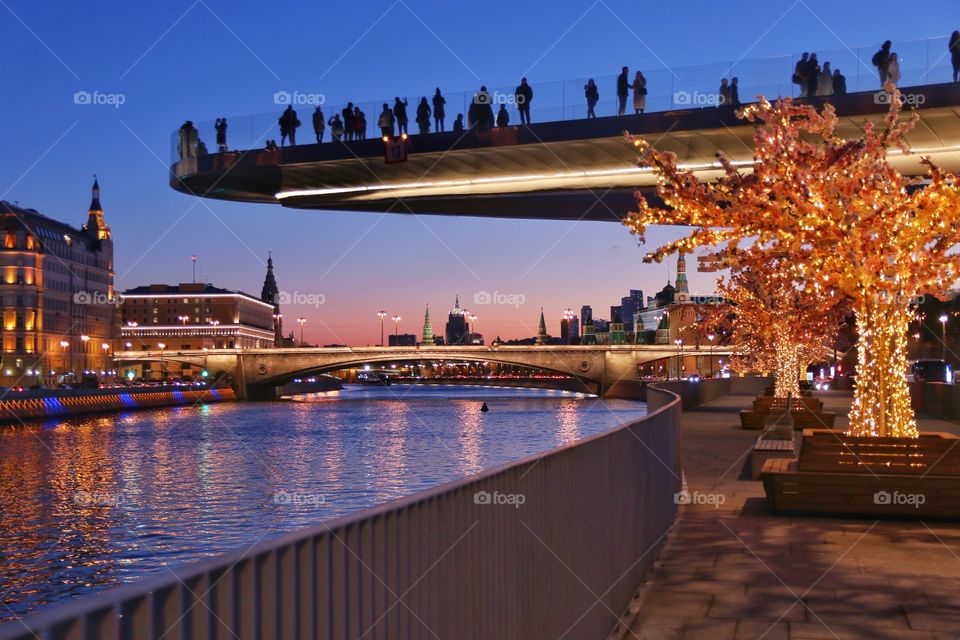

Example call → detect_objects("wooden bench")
761 429 960 518
753 396 823 413
752 437 796 479
740 407 836 430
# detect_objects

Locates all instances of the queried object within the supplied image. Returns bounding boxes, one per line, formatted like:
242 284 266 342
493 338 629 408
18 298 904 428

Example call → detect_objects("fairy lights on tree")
623 87 960 437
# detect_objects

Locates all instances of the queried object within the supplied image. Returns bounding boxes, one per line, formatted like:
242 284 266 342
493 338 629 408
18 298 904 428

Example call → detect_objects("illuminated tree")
714 263 845 398
623 87 960 437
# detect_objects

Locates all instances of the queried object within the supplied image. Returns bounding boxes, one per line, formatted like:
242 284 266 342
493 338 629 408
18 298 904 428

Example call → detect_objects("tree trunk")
772 342 802 398
848 300 918 437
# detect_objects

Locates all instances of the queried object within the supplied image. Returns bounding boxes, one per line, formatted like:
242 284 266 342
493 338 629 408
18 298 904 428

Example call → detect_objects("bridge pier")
600 350 645 399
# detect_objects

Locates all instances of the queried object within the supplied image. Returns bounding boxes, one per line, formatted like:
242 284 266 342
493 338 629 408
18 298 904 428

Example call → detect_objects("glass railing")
171 34 956 163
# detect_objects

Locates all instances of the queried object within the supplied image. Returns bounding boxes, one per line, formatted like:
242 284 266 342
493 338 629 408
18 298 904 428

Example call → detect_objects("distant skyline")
0 0 954 344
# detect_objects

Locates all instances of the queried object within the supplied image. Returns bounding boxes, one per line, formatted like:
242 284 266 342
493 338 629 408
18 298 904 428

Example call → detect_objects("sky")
0 0 955 345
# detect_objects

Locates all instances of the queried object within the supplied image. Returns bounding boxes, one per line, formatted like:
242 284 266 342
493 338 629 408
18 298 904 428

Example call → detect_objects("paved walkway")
627 392 960 640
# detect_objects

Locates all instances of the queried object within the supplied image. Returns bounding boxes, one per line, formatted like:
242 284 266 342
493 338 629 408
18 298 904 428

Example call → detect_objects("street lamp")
469 313 478 338
391 315 401 344
707 333 715 377
674 338 684 380
158 342 167 381
940 313 949 361
178 315 189 326
297 317 306 346
377 310 387 347
80 334 90 374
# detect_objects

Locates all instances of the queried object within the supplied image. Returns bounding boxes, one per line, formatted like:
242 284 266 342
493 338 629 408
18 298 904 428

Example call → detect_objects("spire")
421 305 436 346
84 176 110 241
675 251 690 303
536 308 549 345
261 252 280 307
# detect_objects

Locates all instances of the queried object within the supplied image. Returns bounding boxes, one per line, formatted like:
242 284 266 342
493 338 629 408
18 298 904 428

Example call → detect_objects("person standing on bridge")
312 107 325 143
433 88 446 132
416 97 432 134
951 31 960 82
515 77 533 125
354 106 367 139
805 53 820 99
342 103 355 141
729 77 740 106
496 103 510 128
327 113 343 141
393 97 409 135
215 118 228 152
886 52 901 88
378 103 395 137
816 62 834 96
718 78 730 106
278 105 300 146
792 52 809 96
616 66 629 116
584 79 599 118
453 113 465 133
872 40 892 85
632 70 647 114
833 68 847 95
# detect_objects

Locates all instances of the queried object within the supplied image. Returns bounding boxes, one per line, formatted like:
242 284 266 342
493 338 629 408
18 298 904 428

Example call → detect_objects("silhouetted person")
378 103 395 137
833 68 847 95
718 78 730 106
312 107 325 143
197 139 208 156
793 52 809 95
496 104 509 127
616 66 629 116
416 97 431 134
342 103 355 141
805 53 820 98
433 88 446 132
872 40 892 85
951 31 960 82
729 77 740 106
393 97 409 135
215 118 228 152
354 106 366 140
178 120 198 160
279 105 299 146
327 113 343 142
515 77 533 125
632 71 646 114
453 114 465 133
584 79 599 118
265 139 278 151
470 87 494 129
816 62 833 96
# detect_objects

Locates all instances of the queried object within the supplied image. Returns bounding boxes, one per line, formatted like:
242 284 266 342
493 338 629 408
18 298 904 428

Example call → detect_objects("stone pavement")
627 392 960 640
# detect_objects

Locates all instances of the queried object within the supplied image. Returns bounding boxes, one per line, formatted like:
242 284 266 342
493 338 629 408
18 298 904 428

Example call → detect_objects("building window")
15 296 22 308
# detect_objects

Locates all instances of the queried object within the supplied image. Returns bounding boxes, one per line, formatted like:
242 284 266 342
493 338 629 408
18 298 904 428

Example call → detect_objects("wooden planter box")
761 429 960 519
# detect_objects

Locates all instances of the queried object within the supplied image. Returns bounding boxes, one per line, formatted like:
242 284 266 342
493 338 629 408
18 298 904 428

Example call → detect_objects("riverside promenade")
626 392 960 640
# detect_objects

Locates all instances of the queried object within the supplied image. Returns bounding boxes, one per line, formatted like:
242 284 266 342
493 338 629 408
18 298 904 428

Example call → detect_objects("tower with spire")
260 252 282 346
82 177 111 243
609 308 627 345
674 252 690 303
421 305 436 346
535 308 549 345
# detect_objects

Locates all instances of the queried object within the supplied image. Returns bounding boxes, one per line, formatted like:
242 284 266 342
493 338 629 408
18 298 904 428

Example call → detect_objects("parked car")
911 359 952 383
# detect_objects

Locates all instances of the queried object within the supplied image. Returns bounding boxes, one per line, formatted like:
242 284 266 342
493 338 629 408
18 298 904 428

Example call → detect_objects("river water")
0 385 644 620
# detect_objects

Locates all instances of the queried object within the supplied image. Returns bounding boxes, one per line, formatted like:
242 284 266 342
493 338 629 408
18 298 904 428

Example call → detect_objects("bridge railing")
0 386 681 640
171 34 955 161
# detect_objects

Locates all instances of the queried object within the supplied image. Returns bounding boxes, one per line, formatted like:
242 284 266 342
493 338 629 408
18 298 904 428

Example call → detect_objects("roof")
0 200 97 250
121 283 266 303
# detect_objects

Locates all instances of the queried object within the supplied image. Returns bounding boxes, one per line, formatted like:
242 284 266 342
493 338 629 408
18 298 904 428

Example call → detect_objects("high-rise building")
560 309 579 344
444 295 470 345
388 333 417 347
620 289 644 333
0 180 116 385
580 305 595 344
260 252 283 346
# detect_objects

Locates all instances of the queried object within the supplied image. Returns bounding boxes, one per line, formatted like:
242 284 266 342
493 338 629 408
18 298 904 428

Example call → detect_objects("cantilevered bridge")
116 344 731 399
169 82 960 220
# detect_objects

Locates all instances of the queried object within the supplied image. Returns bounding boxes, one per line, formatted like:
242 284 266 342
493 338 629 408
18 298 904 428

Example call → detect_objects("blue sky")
0 0 954 344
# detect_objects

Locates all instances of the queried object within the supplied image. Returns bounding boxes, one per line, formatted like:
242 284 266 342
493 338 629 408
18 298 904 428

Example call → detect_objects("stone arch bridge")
115 345 731 399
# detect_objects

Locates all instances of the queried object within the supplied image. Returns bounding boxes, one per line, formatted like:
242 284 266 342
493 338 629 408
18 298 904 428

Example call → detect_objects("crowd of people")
175 35 960 157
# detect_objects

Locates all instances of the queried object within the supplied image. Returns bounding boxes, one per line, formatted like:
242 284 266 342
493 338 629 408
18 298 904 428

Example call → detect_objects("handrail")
0 386 681 640
171 33 955 161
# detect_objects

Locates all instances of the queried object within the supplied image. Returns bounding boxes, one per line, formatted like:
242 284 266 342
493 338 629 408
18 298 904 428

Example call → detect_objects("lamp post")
60 340 70 379
674 338 684 380
297 317 306 346
377 310 387 347
391 315 401 344
178 315 189 327
706 333 715 377
940 313 949 361
469 313 478 341
80 334 90 374
209 319 220 349
102 342 110 378
158 343 167 381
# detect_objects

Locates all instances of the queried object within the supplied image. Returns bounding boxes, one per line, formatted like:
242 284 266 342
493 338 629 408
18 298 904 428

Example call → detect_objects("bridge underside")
170 83 960 220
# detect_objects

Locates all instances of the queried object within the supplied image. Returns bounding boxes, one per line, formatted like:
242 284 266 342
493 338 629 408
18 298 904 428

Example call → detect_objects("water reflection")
0 385 643 620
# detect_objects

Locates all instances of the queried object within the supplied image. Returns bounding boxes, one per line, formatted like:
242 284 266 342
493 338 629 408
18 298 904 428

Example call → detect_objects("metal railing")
171 34 957 161
0 386 681 640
